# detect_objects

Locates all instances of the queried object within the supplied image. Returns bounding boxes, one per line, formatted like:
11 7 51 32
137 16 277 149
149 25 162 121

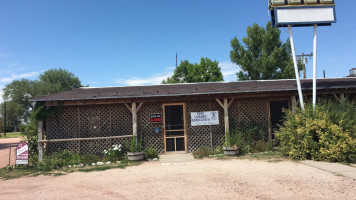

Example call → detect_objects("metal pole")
288 25 304 111
4 102 6 137
313 24 318 109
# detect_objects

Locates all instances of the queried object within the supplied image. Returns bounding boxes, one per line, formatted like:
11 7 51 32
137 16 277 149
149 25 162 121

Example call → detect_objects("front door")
163 104 187 153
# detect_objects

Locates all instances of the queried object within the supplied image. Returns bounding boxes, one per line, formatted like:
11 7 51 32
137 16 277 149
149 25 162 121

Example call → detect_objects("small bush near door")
144 147 158 159
276 100 356 163
193 146 213 159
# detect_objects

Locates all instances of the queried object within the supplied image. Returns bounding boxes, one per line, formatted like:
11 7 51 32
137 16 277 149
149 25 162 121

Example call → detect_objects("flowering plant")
103 144 122 162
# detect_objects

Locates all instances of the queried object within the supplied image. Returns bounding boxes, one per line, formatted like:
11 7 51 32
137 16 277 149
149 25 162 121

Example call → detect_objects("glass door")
163 104 186 152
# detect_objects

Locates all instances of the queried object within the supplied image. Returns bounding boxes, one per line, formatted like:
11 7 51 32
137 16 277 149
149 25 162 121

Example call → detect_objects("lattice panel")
46 141 80 154
138 103 164 154
47 106 79 139
238 98 268 125
112 104 132 136
186 100 224 152
80 105 111 138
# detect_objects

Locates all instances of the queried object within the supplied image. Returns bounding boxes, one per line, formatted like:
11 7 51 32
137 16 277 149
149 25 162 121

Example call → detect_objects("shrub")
37 150 82 171
81 154 99 164
276 100 356 162
193 146 212 159
144 147 158 159
103 144 123 162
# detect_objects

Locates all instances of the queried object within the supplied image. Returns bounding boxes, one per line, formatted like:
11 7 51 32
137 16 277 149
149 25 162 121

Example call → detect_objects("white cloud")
114 67 175 86
0 71 40 103
0 72 40 83
113 62 240 86
219 62 240 82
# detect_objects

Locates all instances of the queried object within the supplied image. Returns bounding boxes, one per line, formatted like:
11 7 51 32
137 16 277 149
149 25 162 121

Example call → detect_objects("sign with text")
16 142 29 165
150 113 162 123
191 111 219 126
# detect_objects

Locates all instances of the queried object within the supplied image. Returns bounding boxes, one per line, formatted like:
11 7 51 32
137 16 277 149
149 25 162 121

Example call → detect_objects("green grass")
0 132 23 139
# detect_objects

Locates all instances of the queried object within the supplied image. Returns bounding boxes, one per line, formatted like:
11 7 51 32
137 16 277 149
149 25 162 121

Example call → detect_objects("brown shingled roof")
30 78 356 102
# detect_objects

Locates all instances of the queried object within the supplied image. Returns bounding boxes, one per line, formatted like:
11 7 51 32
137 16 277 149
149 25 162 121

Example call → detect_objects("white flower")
113 147 118 151
103 150 108 154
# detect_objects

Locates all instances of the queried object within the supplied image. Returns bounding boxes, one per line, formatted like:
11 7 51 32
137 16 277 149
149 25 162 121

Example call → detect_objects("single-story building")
30 78 356 160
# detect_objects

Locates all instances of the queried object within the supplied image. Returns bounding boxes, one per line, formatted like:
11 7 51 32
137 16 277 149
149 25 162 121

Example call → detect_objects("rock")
68 165 72 168
97 162 104 166
105 161 111 165
92 163 96 166
116 161 121 164
73 165 76 167
153 158 158 161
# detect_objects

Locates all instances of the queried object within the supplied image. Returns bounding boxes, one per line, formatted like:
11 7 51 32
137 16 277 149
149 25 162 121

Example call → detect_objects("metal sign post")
269 0 336 111
288 25 305 111
313 24 318 109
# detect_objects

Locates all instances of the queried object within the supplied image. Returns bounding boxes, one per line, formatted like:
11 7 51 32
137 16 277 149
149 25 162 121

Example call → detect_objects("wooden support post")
340 93 346 102
216 98 235 144
38 120 44 162
223 98 229 136
132 102 137 136
291 95 297 112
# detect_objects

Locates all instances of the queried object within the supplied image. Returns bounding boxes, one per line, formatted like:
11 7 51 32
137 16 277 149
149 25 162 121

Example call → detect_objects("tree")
162 57 224 84
230 22 300 80
1 68 83 129
37 68 82 96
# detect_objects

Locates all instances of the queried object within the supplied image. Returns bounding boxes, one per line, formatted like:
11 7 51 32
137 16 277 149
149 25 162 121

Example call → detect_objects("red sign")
150 113 162 123
16 142 29 165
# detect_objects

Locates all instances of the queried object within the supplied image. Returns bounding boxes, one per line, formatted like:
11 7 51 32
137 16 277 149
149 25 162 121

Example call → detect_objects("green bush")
81 154 99 164
276 100 356 162
103 144 123 162
193 146 212 159
144 147 158 159
37 150 82 171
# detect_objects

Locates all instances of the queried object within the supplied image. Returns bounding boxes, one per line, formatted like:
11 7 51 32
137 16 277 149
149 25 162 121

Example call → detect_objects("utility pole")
176 53 178 68
297 53 313 79
4 102 6 137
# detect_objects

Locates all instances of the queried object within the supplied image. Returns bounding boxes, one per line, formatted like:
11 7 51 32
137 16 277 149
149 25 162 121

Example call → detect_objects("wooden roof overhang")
30 78 356 107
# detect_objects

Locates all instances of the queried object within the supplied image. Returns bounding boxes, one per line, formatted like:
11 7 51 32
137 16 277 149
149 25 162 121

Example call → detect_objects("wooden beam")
38 135 133 143
38 121 44 162
291 95 297 112
124 103 132 112
216 99 224 109
132 102 138 136
136 102 144 113
227 98 235 108
223 98 229 143
332 93 340 102
340 93 346 102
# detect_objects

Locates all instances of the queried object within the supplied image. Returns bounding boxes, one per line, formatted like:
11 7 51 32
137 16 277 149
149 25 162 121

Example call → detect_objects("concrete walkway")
159 153 195 165
301 160 356 180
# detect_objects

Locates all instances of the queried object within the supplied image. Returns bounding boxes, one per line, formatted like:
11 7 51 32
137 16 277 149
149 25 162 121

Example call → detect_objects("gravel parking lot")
0 158 355 200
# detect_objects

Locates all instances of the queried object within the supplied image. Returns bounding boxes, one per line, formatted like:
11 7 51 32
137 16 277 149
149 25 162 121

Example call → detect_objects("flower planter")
127 151 144 161
223 146 239 156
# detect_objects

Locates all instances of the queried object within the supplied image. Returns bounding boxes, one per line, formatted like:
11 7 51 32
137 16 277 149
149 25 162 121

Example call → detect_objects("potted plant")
223 130 239 156
127 136 144 161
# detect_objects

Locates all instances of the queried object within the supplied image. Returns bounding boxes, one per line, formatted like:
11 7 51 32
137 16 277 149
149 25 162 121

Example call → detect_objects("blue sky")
0 1 355 102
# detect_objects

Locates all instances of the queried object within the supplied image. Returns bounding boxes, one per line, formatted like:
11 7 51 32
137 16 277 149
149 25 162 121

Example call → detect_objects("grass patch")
0 132 23 139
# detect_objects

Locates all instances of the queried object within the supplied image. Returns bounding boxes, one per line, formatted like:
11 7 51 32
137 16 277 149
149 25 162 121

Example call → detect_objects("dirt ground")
0 138 22 168
0 158 355 200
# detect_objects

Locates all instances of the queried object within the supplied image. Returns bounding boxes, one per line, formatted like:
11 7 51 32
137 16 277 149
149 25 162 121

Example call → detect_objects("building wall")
45 97 275 155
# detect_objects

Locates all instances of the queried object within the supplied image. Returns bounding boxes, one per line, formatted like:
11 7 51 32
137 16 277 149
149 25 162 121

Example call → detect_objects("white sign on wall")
191 111 219 126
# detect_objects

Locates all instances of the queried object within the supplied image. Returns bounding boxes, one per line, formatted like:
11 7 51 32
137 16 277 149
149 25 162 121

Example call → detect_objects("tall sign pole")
269 0 336 111
313 24 318 109
288 25 305 111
